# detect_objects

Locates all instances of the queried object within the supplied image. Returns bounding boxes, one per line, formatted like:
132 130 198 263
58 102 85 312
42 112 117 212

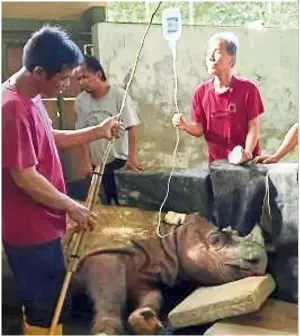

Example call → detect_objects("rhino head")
180 217 268 285
220 224 268 275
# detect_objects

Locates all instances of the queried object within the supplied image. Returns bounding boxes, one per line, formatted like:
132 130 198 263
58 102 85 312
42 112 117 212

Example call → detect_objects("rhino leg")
79 253 126 335
128 288 163 335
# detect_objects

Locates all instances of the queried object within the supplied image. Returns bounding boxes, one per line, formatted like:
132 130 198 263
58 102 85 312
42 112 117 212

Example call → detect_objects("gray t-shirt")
75 85 140 165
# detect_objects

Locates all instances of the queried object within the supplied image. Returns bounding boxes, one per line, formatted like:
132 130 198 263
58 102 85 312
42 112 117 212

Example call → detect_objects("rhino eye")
209 233 225 249
246 257 260 264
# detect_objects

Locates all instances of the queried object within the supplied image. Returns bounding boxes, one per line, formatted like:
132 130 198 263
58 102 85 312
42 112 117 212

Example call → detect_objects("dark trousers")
67 159 126 205
66 173 92 202
100 158 126 205
3 239 71 328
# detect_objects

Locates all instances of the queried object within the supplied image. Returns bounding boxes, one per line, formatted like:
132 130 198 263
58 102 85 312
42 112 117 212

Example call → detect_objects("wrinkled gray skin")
76 213 268 335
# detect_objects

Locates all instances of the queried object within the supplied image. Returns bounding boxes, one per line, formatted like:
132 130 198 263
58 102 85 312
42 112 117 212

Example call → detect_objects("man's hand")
124 158 144 172
97 116 124 140
240 149 253 163
252 155 279 164
172 113 187 131
65 198 97 231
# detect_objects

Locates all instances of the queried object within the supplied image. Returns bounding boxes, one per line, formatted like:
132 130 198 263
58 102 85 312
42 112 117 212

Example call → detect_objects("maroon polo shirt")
191 75 264 163
2 83 67 246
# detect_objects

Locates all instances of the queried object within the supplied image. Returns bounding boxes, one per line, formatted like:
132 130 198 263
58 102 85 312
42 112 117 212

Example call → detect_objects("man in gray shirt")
73 56 143 205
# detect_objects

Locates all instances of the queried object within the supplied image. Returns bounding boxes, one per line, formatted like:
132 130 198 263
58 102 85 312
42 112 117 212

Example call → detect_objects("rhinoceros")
75 212 268 335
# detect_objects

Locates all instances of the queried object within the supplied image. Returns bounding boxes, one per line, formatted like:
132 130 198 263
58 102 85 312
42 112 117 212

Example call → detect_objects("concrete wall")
92 23 298 169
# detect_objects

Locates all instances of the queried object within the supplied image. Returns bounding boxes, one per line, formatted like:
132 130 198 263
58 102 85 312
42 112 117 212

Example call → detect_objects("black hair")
23 25 83 77
84 55 107 81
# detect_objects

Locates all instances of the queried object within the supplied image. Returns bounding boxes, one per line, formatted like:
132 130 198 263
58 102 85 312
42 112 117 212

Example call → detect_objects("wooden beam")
2 18 86 33
2 2 106 21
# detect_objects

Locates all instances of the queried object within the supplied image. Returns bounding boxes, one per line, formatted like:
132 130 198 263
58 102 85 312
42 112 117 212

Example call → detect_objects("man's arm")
172 113 204 137
118 90 143 171
11 166 75 210
241 82 264 163
183 121 204 137
53 127 103 150
273 122 298 160
173 86 205 137
253 122 298 163
125 126 143 171
244 116 260 156
53 116 122 150
10 166 96 230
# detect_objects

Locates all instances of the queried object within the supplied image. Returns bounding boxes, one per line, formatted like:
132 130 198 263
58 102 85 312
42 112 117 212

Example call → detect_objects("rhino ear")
222 226 240 237
164 211 186 225
221 226 232 233
247 224 265 246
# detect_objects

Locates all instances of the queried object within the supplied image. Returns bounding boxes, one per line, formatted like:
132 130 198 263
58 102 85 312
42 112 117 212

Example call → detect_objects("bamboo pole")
48 160 106 335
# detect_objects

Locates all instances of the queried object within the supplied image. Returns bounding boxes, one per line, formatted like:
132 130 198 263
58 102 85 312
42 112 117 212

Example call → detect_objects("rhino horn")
246 224 265 246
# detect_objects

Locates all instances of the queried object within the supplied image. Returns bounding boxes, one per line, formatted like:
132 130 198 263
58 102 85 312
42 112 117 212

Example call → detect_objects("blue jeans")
4 238 71 327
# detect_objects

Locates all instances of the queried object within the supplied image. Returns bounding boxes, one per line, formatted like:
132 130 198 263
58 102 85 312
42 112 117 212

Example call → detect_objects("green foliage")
106 1 298 28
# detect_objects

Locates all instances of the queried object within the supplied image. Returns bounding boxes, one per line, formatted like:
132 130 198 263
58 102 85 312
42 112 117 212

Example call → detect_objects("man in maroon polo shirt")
172 32 264 164
2 26 122 335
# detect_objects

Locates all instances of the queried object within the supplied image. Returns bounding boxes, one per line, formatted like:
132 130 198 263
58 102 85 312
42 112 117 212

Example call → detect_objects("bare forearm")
183 122 203 137
172 114 203 137
245 119 259 154
274 123 298 160
245 131 258 154
127 126 137 159
53 127 104 150
10 167 73 211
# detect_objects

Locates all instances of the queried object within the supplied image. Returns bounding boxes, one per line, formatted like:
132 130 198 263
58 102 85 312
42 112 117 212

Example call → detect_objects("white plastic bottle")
162 8 182 47
228 145 244 165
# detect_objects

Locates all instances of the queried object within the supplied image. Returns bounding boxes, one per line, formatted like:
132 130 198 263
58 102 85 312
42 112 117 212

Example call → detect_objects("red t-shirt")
2 83 67 246
191 75 264 163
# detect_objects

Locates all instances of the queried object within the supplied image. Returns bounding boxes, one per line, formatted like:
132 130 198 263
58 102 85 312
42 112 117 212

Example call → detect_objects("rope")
49 6 165 334
156 41 182 238
96 1 162 191
86 3 180 239
117 3 162 119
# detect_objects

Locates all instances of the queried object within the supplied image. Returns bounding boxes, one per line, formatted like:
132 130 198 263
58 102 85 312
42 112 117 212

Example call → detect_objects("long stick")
48 163 104 335
49 4 161 334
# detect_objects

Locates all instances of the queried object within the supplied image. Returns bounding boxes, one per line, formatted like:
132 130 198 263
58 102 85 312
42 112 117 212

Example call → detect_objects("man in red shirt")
172 32 264 164
2 26 122 335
